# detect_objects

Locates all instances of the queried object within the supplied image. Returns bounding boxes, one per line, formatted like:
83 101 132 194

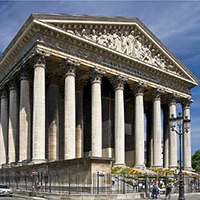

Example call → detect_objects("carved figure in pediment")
135 37 143 59
154 54 165 69
97 31 108 46
165 64 174 70
74 29 81 36
107 31 113 48
89 29 98 42
66 29 74 34
100 29 109 46
147 49 157 65
122 31 129 54
127 30 136 57
81 29 90 40
112 30 121 52
142 44 152 62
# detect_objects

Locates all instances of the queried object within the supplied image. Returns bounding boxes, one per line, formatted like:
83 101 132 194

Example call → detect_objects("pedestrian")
132 178 137 192
152 181 159 199
165 183 172 200
111 176 115 186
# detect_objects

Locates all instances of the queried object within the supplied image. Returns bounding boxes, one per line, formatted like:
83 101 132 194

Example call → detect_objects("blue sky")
0 1 199 154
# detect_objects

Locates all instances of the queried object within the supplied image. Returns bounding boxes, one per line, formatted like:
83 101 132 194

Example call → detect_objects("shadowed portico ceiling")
0 13 198 93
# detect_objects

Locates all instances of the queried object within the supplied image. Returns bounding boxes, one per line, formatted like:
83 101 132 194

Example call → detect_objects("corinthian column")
182 99 192 170
63 59 78 160
169 97 177 169
163 106 169 169
111 76 127 166
32 52 47 163
152 88 163 168
132 82 146 169
8 80 19 164
19 70 31 162
76 81 87 158
47 74 60 161
91 68 105 157
0 89 8 166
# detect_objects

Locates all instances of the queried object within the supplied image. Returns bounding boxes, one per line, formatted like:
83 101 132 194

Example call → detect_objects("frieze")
39 34 190 94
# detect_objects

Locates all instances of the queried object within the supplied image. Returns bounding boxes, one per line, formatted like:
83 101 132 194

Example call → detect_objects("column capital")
168 92 179 105
90 67 106 84
152 87 164 101
33 50 49 69
181 98 193 109
20 69 30 81
62 58 80 77
76 80 87 92
0 87 8 99
8 79 18 91
131 81 147 96
110 75 127 91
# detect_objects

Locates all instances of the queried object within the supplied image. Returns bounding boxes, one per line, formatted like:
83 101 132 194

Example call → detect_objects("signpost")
32 169 37 176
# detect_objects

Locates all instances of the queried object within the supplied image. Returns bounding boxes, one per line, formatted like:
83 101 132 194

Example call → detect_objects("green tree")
192 150 200 171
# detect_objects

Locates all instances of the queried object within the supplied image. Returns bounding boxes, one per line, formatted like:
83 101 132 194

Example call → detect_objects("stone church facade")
0 14 198 171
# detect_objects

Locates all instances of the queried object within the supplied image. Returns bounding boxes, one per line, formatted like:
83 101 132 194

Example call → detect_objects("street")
1 193 200 200
0 196 47 200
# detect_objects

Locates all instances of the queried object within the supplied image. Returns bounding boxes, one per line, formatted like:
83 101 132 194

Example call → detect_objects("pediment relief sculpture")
52 24 181 76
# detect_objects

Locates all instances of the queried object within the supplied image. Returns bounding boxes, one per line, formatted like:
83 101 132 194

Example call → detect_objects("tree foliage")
192 150 200 171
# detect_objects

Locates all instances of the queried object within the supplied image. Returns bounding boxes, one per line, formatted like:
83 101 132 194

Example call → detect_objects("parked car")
0 184 12 197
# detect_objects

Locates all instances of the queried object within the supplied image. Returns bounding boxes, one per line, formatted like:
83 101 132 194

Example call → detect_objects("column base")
1 163 9 169
183 167 192 171
152 165 162 169
169 165 178 170
32 159 46 164
134 164 146 170
18 159 31 166
113 163 125 167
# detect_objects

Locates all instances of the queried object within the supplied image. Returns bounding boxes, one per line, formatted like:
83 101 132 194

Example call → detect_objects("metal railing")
0 171 199 195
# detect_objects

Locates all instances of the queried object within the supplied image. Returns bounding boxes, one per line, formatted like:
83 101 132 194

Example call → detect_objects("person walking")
165 183 172 200
152 181 159 199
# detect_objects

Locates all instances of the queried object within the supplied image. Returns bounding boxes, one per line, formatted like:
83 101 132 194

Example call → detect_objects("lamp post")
170 113 190 200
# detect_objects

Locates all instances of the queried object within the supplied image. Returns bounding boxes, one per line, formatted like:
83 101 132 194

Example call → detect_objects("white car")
0 184 13 197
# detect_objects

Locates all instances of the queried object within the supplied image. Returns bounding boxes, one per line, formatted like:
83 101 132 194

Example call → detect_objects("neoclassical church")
0 14 198 172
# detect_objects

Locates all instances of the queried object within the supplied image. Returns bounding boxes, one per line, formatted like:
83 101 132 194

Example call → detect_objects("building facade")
0 14 198 171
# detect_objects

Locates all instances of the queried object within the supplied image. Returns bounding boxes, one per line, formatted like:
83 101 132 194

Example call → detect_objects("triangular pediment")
33 15 198 85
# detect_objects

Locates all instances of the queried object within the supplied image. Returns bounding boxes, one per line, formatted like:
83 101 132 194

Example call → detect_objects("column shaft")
163 106 169 168
134 93 145 168
112 76 126 166
76 82 86 158
183 101 191 170
64 61 76 160
91 80 102 157
0 91 8 166
32 55 46 163
169 100 177 169
47 82 59 161
8 83 19 164
91 69 104 157
19 74 31 162
146 108 153 167
132 82 146 169
153 93 162 168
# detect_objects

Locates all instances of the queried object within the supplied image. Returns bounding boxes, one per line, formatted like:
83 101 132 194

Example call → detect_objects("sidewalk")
14 192 200 200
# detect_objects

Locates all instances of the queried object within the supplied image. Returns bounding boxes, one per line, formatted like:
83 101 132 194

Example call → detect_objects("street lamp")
170 113 190 200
